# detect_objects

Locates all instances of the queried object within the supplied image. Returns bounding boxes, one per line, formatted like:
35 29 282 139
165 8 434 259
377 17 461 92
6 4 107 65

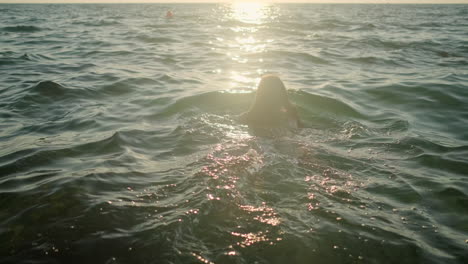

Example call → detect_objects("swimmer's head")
240 74 301 128
254 74 289 108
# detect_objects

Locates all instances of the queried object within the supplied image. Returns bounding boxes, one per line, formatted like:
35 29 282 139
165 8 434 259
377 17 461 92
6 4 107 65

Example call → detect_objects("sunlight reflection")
229 71 260 89
231 2 268 25
236 36 266 53
221 2 275 92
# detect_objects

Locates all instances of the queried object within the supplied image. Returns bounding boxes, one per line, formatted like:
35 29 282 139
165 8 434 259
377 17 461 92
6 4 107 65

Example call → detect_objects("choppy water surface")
1 3 468 264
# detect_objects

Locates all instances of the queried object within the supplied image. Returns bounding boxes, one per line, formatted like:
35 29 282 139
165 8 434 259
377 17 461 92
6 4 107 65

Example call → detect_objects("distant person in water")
239 75 302 129
166 10 174 18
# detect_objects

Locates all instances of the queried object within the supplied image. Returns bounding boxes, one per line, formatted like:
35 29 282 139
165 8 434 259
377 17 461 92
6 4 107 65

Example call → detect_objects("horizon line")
1 0 468 4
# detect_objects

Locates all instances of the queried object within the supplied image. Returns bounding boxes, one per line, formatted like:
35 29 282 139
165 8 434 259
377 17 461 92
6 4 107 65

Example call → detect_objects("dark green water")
0 3 467 264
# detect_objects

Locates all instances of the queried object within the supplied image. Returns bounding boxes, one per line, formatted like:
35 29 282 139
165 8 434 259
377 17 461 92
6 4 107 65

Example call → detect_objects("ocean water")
1 3 468 263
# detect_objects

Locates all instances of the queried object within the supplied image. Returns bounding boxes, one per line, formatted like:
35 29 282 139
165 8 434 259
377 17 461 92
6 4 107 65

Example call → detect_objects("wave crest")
2 25 42 32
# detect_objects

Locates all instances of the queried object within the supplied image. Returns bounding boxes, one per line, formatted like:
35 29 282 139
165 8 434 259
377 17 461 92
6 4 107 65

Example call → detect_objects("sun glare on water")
222 2 273 90
231 2 268 24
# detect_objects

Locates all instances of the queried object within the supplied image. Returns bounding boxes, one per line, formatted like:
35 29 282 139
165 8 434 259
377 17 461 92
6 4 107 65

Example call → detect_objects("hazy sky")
1 0 467 3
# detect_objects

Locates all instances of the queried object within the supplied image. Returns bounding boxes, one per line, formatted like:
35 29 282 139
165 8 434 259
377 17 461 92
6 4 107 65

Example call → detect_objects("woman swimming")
239 75 302 129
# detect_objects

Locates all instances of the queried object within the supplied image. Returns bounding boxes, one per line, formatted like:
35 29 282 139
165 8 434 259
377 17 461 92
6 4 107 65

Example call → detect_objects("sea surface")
1 3 467 264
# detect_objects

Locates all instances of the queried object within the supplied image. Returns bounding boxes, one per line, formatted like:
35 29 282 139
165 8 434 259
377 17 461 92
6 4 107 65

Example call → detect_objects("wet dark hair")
240 75 301 127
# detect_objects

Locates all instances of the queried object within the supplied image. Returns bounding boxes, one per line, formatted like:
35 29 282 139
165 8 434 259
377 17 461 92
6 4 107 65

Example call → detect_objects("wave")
0 146 69 179
23 117 100 136
59 62 96 72
372 118 410 133
6 81 94 119
375 136 468 161
349 22 377 31
151 91 251 119
342 37 459 59
399 136 468 154
292 90 365 120
0 125 204 187
416 21 444 28
248 50 329 65
28 81 68 97
344 38 407 50
221 19 264 27
0 52 55 66
409 153 468 176
275 50 330 64
83 49 133 57
266 26 308 37
2 25 42 33
72 19 121 27
345 55 402 66
156 73 202 85
99 78 155 96
136 34 174 44
433 186 468 211
364 83 465 109
280 18 348 31
0 169 61 194
0 131 128 179
278 19 376 32
266 18 373 35
98 75 200 98
0 53 29 66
